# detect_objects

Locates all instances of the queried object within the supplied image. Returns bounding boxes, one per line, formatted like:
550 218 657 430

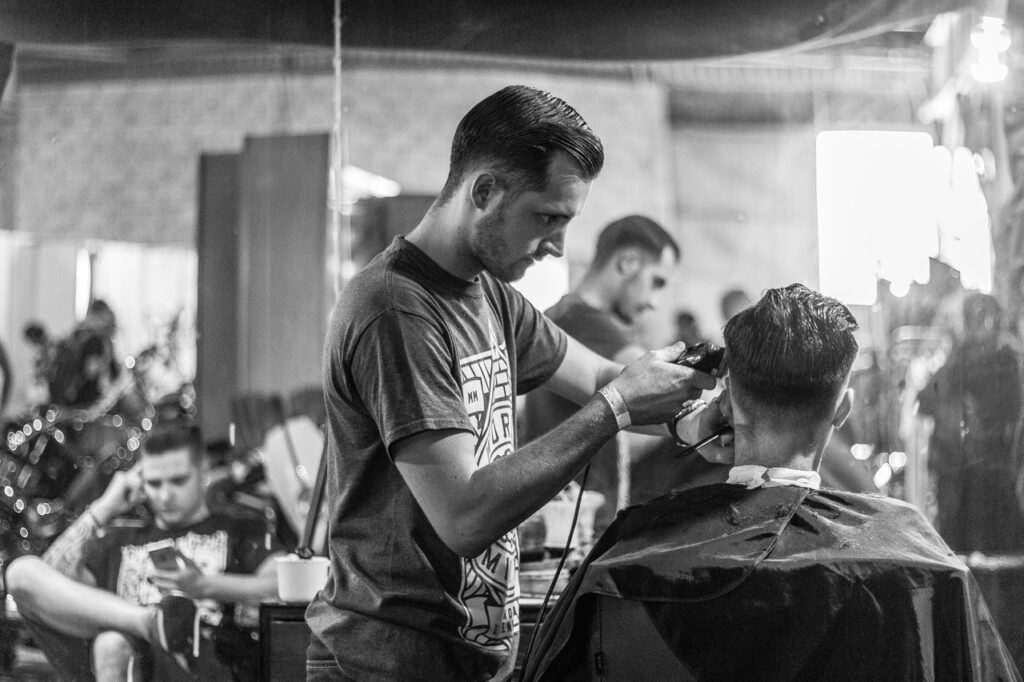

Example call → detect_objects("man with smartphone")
5 420 285 681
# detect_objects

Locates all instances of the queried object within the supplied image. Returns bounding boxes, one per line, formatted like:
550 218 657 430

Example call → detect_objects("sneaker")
147 593 200 671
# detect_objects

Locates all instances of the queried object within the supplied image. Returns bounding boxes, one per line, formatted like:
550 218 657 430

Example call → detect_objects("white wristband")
598 385 631 430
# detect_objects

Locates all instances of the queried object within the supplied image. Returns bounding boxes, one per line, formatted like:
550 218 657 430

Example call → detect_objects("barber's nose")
543 233 566 258
646 291 664 311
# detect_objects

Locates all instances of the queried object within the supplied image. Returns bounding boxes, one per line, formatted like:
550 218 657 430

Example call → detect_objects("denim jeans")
19 612 99 682
19 612 241 681
306 635 357 681
305 657 358 681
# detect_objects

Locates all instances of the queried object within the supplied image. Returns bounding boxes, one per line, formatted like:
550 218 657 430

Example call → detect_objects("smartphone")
148 540 185 571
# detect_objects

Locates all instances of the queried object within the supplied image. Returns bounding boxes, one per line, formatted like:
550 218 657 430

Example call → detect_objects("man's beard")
469 205 532 283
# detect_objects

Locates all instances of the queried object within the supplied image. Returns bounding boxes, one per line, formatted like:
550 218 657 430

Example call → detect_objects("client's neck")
732 428 825 472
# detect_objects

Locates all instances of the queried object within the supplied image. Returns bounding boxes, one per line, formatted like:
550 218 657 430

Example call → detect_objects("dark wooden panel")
349 194 434 268
237 134 329 398
196 153 240 446
260 602 310 682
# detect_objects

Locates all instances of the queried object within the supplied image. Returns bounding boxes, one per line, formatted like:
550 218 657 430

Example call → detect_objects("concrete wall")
670 125 820 344
3 64 680 412
13 67 673 265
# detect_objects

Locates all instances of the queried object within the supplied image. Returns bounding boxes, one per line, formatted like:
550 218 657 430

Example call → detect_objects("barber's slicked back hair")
437 85 604 203
591 215 680 269
724 284 859 420
142 419 204 464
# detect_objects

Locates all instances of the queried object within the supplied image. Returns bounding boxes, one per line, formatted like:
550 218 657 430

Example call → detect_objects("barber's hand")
150 555 206 600
609 342 717 426
695 391 735 465
91 464 144 523
671 390 735 464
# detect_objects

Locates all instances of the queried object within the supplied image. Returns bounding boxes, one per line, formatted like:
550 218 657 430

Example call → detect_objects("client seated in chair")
523 283 1019 682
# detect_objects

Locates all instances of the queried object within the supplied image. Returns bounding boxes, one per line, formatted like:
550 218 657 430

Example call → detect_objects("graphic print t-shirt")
307 237 567 681
81 512 280 624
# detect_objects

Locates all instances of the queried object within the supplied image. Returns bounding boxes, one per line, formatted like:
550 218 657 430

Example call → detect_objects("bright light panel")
512 257 570 312
817 131 938 305
937 147 993 293
74 247 92 320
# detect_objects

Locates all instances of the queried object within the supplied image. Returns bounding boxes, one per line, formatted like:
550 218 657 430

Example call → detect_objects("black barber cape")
522 484 1020 681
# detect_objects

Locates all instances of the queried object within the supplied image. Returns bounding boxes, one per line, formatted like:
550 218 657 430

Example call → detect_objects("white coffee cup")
276 554 330 603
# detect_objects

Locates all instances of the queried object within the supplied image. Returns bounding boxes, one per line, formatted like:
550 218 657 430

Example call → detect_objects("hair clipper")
674 342 726 377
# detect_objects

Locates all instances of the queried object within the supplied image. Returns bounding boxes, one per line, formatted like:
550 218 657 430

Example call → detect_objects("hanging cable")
329 0 355 299
519 464 589 680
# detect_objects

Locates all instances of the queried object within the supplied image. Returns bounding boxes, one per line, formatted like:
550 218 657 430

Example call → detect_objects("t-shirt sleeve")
509 289 568 395
79 531 117 589
351 309 475 453
553 307 631 360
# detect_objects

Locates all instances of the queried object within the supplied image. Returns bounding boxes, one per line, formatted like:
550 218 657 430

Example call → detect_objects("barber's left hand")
692 391 735 465
150 555 206 600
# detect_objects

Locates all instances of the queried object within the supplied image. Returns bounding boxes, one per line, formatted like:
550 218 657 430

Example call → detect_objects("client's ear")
832 388 853 429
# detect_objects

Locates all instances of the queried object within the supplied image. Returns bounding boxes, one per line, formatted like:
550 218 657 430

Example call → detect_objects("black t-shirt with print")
81 511 282 624
307 236 567 681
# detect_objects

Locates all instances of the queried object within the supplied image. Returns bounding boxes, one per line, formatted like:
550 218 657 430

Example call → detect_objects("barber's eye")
540 214 558 226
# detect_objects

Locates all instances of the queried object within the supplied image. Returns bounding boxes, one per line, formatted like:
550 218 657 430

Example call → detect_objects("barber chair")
522 485 1020 681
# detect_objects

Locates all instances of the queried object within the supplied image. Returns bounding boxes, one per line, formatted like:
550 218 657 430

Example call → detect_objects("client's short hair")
724 283 859 422
591 215 680 270
142 420 204 464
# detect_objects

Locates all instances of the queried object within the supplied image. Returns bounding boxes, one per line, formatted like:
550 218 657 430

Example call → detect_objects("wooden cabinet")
259 602 310 682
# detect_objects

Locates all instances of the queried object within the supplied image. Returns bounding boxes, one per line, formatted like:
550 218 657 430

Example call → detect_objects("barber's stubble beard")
469 205 532 283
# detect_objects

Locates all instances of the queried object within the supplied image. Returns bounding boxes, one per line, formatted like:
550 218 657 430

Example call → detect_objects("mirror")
0 0 1021 583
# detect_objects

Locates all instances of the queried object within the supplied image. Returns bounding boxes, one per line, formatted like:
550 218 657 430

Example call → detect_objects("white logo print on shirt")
457 320 520 650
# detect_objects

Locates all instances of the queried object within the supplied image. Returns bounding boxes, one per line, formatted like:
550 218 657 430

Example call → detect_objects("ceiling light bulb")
972 50 1009 83
971 16 1012 52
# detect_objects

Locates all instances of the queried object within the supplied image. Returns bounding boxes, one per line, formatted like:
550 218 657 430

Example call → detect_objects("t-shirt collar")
726 464 821 490
395 236 484 297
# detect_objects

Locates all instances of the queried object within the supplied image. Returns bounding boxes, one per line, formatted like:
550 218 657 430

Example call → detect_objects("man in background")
522 215 680 537
6 420 284 681
46 299 122 411
719 286 752 325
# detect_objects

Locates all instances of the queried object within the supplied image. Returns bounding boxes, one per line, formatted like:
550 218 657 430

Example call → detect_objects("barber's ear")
832 388 853 429
470 173 500 210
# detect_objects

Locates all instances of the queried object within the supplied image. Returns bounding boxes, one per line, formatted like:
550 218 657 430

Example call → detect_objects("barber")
305 85 721 682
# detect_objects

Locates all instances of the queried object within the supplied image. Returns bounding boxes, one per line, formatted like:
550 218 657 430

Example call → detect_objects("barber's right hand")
92 464 145 522
608 341 717 426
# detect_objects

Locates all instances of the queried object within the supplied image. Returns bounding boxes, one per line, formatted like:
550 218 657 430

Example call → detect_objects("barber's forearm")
454 396 618 557
194 570 280 603
544 337 623 405
594 359 624 392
